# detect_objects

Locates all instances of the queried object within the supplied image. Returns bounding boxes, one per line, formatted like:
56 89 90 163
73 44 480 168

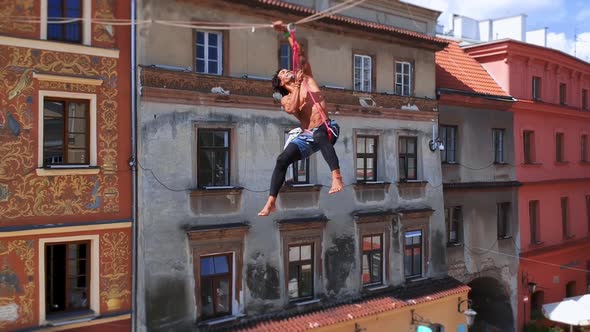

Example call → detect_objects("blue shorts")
285 120 340 158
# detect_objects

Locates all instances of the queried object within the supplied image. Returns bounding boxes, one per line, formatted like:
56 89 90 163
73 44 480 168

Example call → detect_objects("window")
530 291 544 320
587 196 590 233
529 200 540 244
532 77 541 101
356 135 377 182
288 244 314 300
354 54 372 92
497 202 511 239
493 129 505 163
196 31 223 75
582 135 588 162
200 254 232 319
197 129 230 188
561 197 570 239
395 61 412 96
560 83 567 105
279 42 292 70
399 137 418 181
361 235 383 286
45 242 90 317
404 230 422 278
188 223 247 321
43 98 90 166
583 89 588 110
523 131 535 164
565 281 576 298
284 131 310 184
47 0 82 43
556 133 565 162
440 126 457 163
445 206 462 245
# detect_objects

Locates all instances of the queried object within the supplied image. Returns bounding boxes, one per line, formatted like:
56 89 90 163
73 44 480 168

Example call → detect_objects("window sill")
442 162 459 166
529 241 544 248
189 186 243 197
554 161 569 166
293 298 321 306
354 181 391 190
563 234 575 240
36 167 100 176
494 162 510 166
280 183 322 193
522 163 543 167
406 276 428 282
45 309 96 326
498 235 513 241
580 161 590 165
446 242 463 248
199 315 243 326
365 284 388 292
397 180 427 188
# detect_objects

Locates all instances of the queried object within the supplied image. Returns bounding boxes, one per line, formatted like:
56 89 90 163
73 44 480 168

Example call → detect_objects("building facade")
465 40 590 331
0 1 132 331
136 0 470 331
436 40 519 331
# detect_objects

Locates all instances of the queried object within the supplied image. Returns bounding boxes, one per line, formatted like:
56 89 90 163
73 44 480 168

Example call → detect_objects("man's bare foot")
329 170 344 194
258 197 277 216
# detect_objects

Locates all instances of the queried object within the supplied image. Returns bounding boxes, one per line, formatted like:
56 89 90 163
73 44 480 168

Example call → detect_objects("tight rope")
3 0 369 30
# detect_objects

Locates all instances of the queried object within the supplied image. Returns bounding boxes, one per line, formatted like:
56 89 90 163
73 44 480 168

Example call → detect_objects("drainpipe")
130 0 138 330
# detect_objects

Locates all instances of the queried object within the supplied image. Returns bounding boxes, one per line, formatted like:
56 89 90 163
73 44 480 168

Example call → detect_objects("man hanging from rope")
258 21 343 216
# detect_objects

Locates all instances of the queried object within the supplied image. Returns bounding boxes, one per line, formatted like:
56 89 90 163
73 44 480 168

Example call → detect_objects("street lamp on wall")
429 123 445 152
457 298 477 327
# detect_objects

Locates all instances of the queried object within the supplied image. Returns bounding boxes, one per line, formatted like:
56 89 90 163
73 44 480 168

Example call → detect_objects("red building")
0 1 132 330
465 40 590 330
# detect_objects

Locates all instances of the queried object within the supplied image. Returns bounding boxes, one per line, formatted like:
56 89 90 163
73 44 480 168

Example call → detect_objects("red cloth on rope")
289 27 333 140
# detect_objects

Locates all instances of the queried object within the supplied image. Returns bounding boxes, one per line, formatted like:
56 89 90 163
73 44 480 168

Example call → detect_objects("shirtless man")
258 21 344 217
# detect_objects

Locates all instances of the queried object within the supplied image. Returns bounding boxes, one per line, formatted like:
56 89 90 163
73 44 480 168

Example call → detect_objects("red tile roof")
239 0 448 46
436 40 510 97
233 278 470 332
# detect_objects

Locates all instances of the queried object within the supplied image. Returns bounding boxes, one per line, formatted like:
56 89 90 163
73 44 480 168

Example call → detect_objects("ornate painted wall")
0 229 132 331
0 46 123 223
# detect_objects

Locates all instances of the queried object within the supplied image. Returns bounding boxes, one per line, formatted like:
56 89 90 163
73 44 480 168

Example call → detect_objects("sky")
403 0 590 62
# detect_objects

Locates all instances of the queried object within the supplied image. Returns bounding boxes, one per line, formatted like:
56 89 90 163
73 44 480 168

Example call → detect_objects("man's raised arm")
272 21 313 77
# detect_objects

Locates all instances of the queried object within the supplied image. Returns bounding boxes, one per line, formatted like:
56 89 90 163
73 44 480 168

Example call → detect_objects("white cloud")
547 32 590 63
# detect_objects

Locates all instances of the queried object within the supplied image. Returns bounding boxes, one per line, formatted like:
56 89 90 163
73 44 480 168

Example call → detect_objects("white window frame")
40 0 92 46
354 54 372 92
39 235 100 325
196 31 223 75
38 90 98 169
395 61 412 96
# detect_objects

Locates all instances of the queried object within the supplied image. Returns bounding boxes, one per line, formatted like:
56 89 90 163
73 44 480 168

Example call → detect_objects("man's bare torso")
294 75 328 130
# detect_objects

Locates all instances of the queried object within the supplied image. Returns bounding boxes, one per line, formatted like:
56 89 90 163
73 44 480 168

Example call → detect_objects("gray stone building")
135 0 467 331
436 40 519 331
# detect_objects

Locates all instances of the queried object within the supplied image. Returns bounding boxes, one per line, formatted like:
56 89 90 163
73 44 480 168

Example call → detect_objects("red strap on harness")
289 26 333 141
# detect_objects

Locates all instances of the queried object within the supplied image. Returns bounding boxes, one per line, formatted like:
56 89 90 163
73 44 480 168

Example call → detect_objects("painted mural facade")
0 0 132 330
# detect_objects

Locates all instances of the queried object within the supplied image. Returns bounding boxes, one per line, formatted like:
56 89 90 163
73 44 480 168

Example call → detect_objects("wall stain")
246 252 280 300
146 277 190 331
324 235 355 295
